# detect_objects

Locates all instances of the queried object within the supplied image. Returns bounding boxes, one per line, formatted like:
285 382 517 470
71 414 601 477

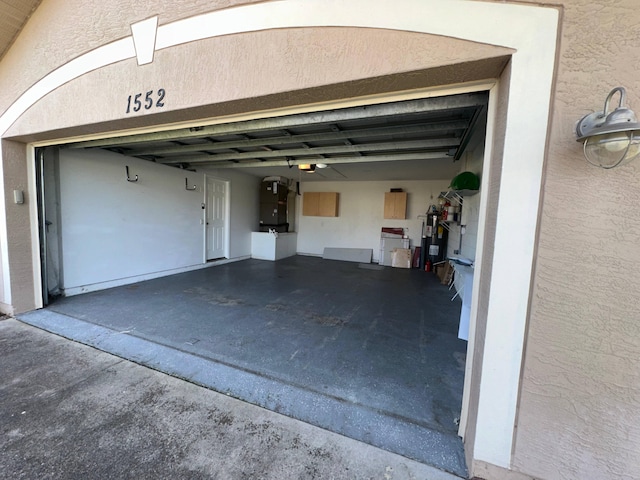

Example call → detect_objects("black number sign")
126 89 166 114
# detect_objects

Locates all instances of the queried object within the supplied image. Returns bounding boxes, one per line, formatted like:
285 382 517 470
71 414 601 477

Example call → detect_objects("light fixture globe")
298 163 316 173
576 87 640 168
582 131 640 169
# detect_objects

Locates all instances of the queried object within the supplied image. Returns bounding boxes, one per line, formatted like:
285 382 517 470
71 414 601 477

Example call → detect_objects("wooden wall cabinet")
384 192 407 219
303 192 339 217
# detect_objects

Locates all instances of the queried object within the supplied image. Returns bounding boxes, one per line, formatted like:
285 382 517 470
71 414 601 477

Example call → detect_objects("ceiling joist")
68 93 487 150
63 92 489 181
153 138 460 165
172 152 450 169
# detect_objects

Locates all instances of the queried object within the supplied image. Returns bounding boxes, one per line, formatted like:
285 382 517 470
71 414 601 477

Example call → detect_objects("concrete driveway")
0 318 460 479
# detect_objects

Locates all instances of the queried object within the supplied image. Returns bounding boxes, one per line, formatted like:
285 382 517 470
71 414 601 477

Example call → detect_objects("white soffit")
0 1 559 468
0 0 41 59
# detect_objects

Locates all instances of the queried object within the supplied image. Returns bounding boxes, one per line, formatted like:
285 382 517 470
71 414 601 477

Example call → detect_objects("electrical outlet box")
13 190 24 204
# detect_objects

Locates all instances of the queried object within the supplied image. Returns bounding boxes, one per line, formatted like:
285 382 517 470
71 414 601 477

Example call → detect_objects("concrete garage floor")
19 255 468 477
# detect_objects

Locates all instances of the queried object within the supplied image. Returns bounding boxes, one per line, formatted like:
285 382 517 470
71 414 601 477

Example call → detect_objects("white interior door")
206 176 227 260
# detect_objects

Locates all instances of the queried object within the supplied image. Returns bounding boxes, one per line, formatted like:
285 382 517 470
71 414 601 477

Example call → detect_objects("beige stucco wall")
1 139 35 313
0 0 257 115
510 1 640 479
5 26 510 141
1 0 638 479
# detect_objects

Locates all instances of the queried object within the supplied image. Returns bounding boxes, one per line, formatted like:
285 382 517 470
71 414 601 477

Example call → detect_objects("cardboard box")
391 248 411 269
437 261 454 284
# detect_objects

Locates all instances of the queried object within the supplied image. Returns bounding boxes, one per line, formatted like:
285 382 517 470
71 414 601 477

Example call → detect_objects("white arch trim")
0 0 559 468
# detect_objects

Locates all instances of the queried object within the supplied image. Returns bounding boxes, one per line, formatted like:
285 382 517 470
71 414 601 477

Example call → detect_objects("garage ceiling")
67 92 488 181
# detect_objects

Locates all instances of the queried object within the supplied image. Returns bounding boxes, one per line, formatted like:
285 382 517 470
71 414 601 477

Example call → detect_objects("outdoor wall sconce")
576 87 640 169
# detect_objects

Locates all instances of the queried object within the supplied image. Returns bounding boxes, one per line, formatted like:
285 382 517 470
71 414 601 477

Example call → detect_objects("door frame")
25 78 522 467
203 174 230 262
34 147 49 306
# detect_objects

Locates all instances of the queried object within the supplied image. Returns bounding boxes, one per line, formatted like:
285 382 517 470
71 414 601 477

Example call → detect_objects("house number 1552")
126 89 166 113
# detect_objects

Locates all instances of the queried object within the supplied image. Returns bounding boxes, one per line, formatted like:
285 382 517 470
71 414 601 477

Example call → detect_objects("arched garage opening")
30 89 491 477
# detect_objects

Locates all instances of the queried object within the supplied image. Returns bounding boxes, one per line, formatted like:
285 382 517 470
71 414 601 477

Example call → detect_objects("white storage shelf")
439 189 479 204
438 189 479 230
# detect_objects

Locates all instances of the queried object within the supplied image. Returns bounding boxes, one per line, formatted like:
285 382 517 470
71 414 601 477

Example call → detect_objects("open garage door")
67 93 486 180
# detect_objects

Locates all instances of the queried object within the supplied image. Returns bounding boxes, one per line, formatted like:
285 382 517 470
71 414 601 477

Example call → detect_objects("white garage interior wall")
57 149 258 295
446 144 484 263
295 143 484 263
54 145 483 297
296 179 449 261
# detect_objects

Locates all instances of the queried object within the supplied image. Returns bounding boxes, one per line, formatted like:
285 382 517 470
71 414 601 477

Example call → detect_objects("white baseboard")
63 256 250 297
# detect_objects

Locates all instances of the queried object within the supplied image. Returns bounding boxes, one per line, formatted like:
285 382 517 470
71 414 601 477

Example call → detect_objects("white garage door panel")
59 149 203 291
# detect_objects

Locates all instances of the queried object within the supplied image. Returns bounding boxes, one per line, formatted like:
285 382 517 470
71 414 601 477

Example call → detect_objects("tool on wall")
185 177 197 191
125 166 138 182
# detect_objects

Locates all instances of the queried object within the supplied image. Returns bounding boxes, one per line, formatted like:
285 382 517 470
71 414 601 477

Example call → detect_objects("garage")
5 0 637 478
27 92 488 476
37 93 486 297
0 1 566 477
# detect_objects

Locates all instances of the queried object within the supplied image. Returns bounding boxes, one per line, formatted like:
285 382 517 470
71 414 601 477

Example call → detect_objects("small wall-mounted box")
13 190 24 204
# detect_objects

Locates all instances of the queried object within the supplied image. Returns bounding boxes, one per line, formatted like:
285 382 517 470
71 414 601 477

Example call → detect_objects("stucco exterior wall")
2 0 638 479
0 0 256 115
1 139 35 313
511 1 640 479
5 26 510 140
